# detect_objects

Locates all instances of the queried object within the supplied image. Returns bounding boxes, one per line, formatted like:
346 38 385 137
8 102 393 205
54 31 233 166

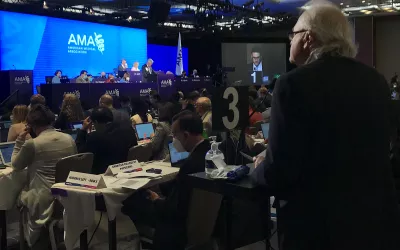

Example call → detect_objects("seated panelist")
76 70 89 84
52 70 62 84
131 62 140 72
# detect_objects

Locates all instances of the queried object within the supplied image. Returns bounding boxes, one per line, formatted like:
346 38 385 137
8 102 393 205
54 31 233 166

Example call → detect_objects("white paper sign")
105 160 141 176
65 171 106 189
108 178 151 190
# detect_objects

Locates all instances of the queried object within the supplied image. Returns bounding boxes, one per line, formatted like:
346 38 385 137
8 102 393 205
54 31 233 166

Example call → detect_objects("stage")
40 76 213 111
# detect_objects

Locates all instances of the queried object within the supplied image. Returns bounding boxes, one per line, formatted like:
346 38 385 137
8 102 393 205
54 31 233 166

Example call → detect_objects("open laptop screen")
168 142 189 164
0 142 15 164
261 123 270 140
135 123 155 140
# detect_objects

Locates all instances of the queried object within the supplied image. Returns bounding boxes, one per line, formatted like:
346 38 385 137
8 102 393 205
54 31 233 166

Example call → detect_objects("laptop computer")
168 142 189 167
0 142 15 166
134 123 155 142
261 123 270 140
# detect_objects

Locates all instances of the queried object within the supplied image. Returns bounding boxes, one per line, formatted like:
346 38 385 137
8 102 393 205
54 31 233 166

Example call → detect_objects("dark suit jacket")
259 55 400 250
390 100 400 204
110 108 131 127
154 139 210 221
75 122 138 174
141 64 157 82
117 64 127 72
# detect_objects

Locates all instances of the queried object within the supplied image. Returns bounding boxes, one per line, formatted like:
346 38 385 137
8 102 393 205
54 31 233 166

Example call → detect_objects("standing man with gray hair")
141 58 157 82
252 2 400 250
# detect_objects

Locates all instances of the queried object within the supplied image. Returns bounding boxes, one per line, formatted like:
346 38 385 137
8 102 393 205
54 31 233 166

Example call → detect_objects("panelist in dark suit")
252 3 400 250
117 59 128 72
75 107 137 174
122 111 210 250
141 58 157 82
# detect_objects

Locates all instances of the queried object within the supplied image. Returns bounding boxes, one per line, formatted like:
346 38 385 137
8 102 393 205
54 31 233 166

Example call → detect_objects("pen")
123 168 143 173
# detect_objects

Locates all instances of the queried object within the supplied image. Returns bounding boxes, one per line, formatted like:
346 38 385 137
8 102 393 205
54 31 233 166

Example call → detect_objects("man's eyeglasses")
288 29 308 40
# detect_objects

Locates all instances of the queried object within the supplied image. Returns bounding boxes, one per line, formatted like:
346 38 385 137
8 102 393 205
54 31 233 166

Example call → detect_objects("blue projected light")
148 44 188 74
0 11 147 92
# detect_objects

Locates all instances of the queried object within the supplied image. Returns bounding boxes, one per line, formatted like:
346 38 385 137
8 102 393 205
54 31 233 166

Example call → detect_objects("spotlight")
242 0 255 8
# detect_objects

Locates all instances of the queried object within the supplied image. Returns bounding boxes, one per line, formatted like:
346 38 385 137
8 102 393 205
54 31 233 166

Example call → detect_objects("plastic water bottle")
205 142 224 176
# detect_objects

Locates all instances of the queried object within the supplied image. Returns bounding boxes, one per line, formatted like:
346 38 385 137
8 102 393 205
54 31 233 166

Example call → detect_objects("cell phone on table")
0 164 6 169
240 151 254 162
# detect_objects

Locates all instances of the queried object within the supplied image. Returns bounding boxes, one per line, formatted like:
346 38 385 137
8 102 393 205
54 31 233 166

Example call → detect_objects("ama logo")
68 33 104 54
63 90 81 99
140 88 153 97
105 89 120 97
160 79 173 87
14 76 30 84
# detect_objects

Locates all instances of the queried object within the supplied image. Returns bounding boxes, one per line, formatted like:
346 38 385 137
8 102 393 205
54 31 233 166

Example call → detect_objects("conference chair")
127 144 152 162
137 189 222 250
49 152 94 250
19 153 94 250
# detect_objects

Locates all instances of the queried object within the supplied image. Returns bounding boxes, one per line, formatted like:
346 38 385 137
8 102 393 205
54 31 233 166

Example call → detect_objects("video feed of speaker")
221 43 286 86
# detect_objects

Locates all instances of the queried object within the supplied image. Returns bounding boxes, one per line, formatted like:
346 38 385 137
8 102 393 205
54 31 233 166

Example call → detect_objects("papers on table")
116 172 162 179
107 178 151 190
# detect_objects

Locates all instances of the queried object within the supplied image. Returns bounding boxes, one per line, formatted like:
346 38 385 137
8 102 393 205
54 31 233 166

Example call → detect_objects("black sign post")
212 86 249 131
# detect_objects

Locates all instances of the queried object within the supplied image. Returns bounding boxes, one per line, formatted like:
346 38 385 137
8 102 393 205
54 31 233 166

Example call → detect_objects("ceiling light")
362 0 365 2
340 2 343 5
220 27 222 30
222 15 224 19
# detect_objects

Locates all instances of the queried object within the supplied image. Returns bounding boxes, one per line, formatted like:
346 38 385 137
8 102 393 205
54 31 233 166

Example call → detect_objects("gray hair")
147 58 154 63
300 1 357 64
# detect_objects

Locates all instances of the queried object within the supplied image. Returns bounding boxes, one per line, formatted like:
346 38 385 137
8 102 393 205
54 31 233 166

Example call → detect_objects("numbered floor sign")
212 86 249 131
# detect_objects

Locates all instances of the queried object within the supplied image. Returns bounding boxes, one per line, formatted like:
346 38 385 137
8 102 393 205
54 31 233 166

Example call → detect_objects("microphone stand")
0 90 19 108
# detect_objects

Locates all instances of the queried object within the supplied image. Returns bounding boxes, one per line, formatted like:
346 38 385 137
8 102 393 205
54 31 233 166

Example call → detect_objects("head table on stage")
40 73 213 111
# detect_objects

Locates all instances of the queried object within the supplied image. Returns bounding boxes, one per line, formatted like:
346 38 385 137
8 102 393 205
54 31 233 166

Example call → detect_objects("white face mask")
172 138 186 152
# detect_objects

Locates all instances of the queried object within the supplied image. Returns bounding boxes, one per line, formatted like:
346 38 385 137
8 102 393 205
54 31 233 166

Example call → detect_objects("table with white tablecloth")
0 167 27 249
51 161 179 250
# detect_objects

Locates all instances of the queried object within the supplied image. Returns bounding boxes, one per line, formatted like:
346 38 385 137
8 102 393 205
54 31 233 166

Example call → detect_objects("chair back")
127 145 152 162
55 153 94 183
53 153 94 219
186 189 222 246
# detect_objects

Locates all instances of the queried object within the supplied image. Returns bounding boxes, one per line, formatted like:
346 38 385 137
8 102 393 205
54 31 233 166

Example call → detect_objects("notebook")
134 123 155 141
261 123 270 140
0 142 15 166
168 142 189 167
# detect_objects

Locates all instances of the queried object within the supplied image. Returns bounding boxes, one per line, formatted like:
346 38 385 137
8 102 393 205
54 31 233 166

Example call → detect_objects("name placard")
105 160 141 176
65 171 105 189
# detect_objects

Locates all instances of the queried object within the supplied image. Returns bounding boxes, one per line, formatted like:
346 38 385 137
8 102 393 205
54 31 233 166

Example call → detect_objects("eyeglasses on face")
288 29 308 40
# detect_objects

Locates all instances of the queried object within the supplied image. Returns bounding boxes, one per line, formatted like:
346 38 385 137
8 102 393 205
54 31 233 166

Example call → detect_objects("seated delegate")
11 104 77 248
131 98 153 125
122 111 210 250
146 102 177 161
7 104 30 142
54 94 85 130
75 107 138 174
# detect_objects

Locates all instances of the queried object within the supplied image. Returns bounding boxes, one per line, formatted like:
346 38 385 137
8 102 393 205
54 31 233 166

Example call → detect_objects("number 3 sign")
212 87 249 131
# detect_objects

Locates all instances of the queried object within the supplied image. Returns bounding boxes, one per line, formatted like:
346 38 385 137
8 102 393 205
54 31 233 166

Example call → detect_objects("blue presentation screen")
0 11 147 91
148 44 188 74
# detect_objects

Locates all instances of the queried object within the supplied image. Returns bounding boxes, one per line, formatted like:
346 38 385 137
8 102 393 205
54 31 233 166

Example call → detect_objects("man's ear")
303 31 315 50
